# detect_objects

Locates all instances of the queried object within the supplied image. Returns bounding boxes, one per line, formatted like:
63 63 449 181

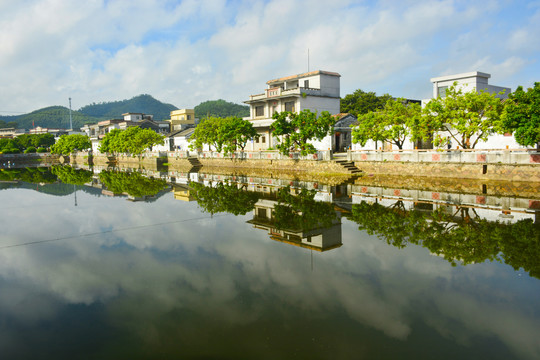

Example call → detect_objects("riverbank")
8 150 538 183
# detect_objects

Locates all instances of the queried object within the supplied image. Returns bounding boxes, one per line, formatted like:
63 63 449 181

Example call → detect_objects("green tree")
190 181 259 215
189 116 227 152
352 98 421 150
99 127 164 154
51 134 92 155
421 83 506 149
272 186 338 231
51 165 93 185
222 116 258 153
99 170 168 197
502 82 540 148
340 89 392 117
270 110 335 155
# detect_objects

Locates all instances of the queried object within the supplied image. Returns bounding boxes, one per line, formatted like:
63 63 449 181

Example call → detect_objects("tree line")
0 133 55 154
347 82 540 149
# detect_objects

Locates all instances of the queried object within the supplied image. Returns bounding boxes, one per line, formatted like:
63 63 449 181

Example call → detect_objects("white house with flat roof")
244 70 341 151
424 71 522 150
429 71 511 99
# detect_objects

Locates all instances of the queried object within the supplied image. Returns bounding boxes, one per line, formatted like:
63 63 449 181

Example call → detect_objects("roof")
430 71 491 83
266 70 341 85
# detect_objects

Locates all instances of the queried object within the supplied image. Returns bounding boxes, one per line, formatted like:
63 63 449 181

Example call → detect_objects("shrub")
36 147 47 153
3 148 20 154
24 147 37 153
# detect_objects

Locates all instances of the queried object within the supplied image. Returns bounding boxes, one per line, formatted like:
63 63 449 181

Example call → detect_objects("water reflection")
0 165 539 359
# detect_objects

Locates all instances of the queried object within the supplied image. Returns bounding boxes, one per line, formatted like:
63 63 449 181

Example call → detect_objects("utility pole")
69 97 73 131
307 48 310 72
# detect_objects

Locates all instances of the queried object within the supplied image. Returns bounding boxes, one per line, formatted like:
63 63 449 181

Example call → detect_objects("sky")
0 0 539 115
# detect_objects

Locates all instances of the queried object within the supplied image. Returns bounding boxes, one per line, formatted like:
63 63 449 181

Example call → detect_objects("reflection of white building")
247 199 342 252
244 70 341 151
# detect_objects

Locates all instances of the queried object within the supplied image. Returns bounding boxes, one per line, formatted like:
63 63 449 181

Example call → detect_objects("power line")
0 213 230 250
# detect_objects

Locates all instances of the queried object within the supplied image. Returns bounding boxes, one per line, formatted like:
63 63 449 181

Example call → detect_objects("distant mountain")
195 99 249 119
1 95 250 131
0 106 100 130
78 94 178 121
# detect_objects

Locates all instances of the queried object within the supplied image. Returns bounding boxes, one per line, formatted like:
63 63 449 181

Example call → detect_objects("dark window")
262 136 266 143
255 106 264 117
258 208 267 218
304 80 309 88
285 101 295 112
187 115 191 120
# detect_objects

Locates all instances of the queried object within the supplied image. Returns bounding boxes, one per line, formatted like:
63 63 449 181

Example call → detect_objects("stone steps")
335 159 362 174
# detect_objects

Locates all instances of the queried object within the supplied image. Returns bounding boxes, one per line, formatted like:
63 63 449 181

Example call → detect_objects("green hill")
79 94 178 121
0 106 100 130
195 99 249 119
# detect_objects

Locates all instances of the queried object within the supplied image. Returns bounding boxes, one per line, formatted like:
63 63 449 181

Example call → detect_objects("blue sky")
0 0 539 114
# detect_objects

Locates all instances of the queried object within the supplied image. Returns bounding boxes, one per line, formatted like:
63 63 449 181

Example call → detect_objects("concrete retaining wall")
349 149 540 165
354 161 540 182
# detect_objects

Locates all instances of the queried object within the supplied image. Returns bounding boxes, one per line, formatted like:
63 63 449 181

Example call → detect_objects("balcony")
248 87 321 101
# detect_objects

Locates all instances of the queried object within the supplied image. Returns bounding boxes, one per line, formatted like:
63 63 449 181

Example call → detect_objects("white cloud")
0 0 539 115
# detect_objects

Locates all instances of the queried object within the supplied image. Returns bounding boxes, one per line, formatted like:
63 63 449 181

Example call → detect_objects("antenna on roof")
307 48 310 72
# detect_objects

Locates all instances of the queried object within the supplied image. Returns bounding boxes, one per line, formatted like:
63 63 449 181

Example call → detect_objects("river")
0 165 538 359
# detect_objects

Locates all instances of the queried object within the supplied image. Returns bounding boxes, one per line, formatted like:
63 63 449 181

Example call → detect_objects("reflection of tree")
348 201 540 278
190 181 259 216
0 167 57 183
99 170 168 197
273 186 337 231
51 165 92 185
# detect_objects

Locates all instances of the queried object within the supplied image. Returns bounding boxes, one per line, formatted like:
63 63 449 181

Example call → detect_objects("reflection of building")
247 199 343 252
172 184 195 201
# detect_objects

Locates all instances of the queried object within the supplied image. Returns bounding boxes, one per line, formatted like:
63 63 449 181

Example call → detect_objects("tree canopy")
340 89 392 117
99 127 164 154
190 181 260 216
421 83 506 149
502 82 540 148
352 98 421 150
347 200 540 278
189 116 257 154
99 170 168 197
0 133 55 154
51 134 92 155
270 110 335 155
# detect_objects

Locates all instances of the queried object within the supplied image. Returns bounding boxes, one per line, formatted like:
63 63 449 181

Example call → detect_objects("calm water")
0 166 539 359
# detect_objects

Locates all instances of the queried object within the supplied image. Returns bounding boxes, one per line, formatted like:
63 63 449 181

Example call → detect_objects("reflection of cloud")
0 189 539 358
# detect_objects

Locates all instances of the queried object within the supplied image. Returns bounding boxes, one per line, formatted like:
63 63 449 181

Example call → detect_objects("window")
262 136 266 143
255 106 264 117
258 208 267 218
285 101 295 112
304 80 309 88
438 86 448 97
187 115 191 120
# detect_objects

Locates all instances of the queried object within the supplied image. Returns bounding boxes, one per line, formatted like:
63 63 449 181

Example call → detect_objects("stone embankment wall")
0 153 60 165
354 161 540 182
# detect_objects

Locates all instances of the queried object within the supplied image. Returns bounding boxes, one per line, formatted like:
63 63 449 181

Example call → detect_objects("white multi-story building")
244 70 341 151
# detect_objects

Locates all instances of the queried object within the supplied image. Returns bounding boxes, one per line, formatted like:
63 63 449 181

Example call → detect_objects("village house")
244 70 341 151
351 71 522 151
82 112 170 153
